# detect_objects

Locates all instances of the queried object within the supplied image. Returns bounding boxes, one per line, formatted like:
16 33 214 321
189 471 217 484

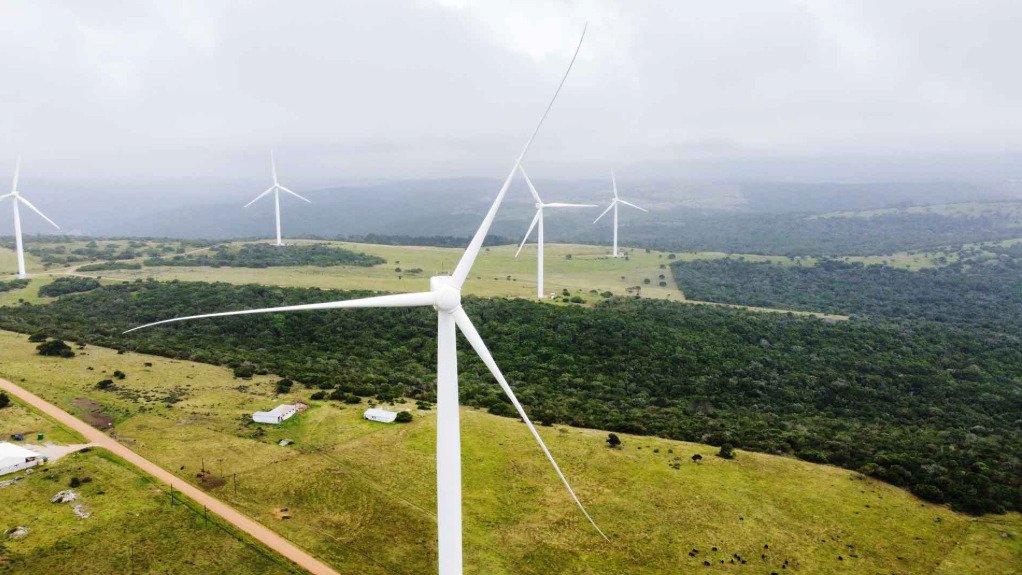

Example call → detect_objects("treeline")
330 233 512 249
143 243 386 268
37 277 101 297
670 250 1022 333
0 279 29 293
591 206 1022 256
0 280 1018 515
77 262 143 272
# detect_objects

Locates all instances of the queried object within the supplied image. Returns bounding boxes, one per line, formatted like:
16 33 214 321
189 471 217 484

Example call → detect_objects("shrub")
310 391 326 400
27 332 47 343
38 277 101 297
36 339 75 358
275 378 294 394
691 453 703 463
95 379 114 390
395 411 413 423
69 477 82 488
232 364 255 379
607 433 622 448
112 370 126 380
0 392 9 409
716 443 736 460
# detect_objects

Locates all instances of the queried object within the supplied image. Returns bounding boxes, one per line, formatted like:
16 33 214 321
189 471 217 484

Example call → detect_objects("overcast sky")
3 0 1022 188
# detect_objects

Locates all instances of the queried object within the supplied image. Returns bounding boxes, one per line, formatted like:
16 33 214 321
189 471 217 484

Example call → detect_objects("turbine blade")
278 185 312 203
611 169 618 199
244 186 275 208
0 193 12 201
12 156 20 192
543 203 597 208
515 211 541 258
593 202 614 224
617 199 647 212
17 196 60 229
451 23 586 289
124 291 435 333
453 308 609 541
519 165 543 203
270 151 278 185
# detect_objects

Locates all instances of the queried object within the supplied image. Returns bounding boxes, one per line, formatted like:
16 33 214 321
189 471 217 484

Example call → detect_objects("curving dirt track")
0 377 341 575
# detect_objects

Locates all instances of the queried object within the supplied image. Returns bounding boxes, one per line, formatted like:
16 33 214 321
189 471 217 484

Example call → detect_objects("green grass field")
0 330 1017 574
0 396 84 445
4 240 851 320
0 447 298 574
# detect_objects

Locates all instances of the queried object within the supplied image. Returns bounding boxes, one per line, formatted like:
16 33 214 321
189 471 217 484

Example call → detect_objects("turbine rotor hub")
430 275 461 312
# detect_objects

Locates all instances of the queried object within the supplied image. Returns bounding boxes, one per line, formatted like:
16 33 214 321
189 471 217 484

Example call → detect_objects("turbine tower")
1 157 60 278
515 166 595 299
127 25 604 575
593 170 647 257
244 152 310 246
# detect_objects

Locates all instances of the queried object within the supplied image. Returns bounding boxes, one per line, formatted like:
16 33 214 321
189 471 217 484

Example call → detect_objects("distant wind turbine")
1 157 60 278
127 24 605 575
593 170 647 257
515 166 595 298
244 152 310 246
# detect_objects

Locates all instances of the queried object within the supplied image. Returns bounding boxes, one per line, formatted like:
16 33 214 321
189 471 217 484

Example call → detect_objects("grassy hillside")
0 395 84 445
0 394 299 574
0 330 1018 574
0 447 298 574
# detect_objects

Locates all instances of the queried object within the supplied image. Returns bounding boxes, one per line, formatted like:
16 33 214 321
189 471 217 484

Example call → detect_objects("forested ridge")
0 280 1018 514
670 245 1022 333
588 207 1022 256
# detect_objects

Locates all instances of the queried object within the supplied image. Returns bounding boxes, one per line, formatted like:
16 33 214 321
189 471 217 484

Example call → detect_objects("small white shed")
363 408 397 423
252 404 299 424
0 442 41 477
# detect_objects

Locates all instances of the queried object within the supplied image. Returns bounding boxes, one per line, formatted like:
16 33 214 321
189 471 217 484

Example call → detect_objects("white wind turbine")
515 166 595 298
244 152 310 246
593 170 646 257
127 26 605 575
1 157 60 278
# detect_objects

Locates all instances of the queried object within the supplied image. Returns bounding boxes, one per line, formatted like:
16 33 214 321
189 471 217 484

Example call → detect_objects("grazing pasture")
0 331 1018 574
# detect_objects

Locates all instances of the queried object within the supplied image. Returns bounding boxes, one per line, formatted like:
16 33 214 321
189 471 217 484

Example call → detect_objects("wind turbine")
127 25 605 575
1 157 60 278
515 166 595 299
593 170 647 257
244 152 310 246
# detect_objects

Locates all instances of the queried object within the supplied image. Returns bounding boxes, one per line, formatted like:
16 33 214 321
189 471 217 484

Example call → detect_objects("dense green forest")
670 247 1022 333
594 206 1022 256
143 243 385 268
0 280 1018 515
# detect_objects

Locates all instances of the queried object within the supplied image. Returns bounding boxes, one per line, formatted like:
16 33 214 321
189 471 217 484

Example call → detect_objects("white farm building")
0 442 41 476
252 403 302 424
363 408 397 423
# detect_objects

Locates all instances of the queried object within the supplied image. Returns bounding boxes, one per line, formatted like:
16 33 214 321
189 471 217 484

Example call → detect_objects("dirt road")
0 378 341 575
